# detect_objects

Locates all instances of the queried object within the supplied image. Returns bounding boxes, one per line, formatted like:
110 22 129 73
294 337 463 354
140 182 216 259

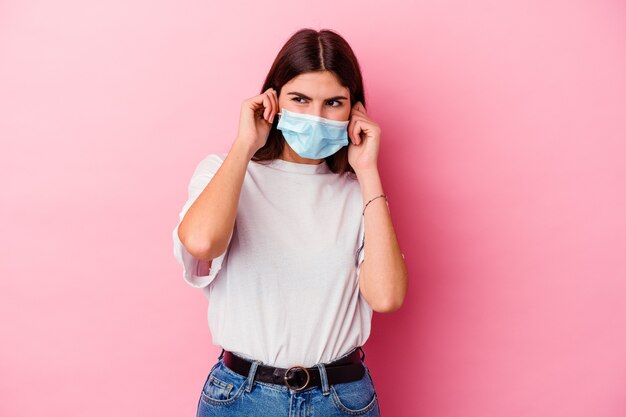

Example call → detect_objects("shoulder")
192 152 228 175
199 152 228 167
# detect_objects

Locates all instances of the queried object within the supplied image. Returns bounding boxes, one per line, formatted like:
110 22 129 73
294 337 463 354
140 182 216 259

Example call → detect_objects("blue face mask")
276 108 350 159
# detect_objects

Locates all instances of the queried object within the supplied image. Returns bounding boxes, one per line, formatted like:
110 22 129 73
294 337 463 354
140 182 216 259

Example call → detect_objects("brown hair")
252 28 366 177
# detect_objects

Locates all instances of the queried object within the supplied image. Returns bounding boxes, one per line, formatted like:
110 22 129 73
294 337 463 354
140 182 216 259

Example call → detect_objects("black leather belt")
222 347 366 392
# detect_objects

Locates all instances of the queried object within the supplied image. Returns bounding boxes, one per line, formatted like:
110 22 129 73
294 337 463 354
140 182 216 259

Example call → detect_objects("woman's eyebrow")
287 91 348 101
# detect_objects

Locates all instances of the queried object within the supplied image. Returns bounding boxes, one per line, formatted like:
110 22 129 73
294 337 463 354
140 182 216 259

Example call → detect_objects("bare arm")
177 140 255 262
346 101 408 313
177 87 279 263
356 168 408 313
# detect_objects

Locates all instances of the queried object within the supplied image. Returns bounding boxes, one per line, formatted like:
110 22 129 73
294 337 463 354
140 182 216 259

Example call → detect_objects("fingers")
348 102 375 145
262 88 278 123
348 113 366 145
244 94 264 120
348 113 355 145
245 88 278 124
351 101 366 115
350 119 364 146
348 118 355 145
267 88 278 123
262 94 271 121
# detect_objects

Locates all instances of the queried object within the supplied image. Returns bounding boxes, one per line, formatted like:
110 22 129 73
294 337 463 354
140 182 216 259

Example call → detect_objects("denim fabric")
196 347 381 417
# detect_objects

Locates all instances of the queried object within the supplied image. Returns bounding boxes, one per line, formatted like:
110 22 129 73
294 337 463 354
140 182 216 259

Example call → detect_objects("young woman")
173 28 407 417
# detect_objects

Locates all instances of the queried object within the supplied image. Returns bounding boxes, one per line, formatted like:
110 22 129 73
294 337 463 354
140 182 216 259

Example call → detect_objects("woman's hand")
235 87 279 155
347 101 381 174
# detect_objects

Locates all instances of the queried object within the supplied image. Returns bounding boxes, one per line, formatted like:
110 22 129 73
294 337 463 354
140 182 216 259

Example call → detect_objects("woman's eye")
290 97 341 107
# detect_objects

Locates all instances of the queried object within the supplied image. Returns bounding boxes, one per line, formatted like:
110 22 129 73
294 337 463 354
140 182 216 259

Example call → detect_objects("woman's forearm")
178 139 254 262
356 167 408 313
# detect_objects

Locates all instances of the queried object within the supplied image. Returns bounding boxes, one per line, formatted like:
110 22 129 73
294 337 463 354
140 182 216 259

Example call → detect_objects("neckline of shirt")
252 158 332 175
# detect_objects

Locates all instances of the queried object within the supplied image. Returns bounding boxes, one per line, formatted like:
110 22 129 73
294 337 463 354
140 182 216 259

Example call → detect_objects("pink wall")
2 1 625 416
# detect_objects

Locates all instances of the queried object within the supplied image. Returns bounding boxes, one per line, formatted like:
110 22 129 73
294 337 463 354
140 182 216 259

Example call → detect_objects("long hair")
253 28 367 176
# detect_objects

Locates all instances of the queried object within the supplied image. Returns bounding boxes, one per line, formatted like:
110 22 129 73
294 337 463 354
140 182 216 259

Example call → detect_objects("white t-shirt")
172 153 371 368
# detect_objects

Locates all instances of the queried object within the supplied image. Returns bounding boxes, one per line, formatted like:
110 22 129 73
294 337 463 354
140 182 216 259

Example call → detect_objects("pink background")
2 1 626 416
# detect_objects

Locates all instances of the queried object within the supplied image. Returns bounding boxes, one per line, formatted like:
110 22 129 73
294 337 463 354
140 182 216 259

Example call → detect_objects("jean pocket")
200 359 248 406
330 364 379 415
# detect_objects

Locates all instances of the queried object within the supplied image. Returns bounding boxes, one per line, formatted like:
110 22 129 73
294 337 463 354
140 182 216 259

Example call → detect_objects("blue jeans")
196 347 381 416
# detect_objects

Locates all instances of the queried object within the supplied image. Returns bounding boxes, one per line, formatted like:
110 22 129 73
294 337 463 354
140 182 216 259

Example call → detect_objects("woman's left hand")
347 101 381 173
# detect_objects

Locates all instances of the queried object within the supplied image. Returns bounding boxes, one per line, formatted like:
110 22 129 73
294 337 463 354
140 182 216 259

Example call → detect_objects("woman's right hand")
235 87 279 155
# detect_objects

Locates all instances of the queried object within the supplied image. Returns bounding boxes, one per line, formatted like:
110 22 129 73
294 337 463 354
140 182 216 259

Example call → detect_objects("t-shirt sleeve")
355 215 365 279
172 153 232 289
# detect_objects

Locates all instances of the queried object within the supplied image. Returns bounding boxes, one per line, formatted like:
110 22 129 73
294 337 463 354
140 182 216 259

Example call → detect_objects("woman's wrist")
231 137 257 161
354 164 379 179
356 168 384 203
